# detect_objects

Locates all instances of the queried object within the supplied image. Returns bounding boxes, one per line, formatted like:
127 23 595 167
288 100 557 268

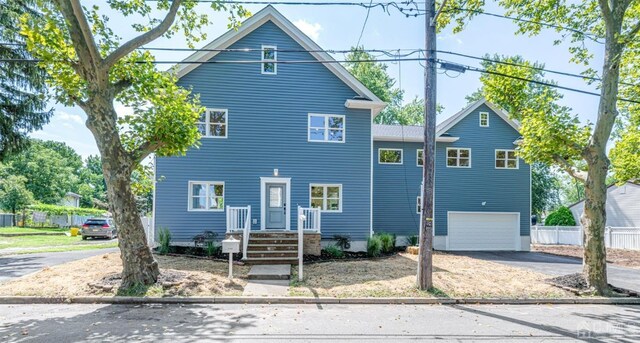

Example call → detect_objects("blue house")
153 6 531 262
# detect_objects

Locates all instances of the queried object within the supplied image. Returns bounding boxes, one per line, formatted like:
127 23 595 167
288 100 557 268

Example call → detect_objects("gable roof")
567 181 640 209
435 98 520 137
174 5 384 106
372 99 520 141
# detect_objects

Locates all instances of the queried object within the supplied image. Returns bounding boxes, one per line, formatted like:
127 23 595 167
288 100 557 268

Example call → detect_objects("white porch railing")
531 225 640 251
226 206 251 259
297 207 321 232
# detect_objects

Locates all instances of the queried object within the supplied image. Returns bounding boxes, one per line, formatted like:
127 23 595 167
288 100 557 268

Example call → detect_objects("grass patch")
290 252 574 299
0 226 68 234
7 242 118 255
0 234 111 250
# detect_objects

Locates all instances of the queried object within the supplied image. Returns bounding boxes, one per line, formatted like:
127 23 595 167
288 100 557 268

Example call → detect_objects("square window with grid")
189 181 224 211
308 114 345 142
495 149 518 169
446 148 471 167
310 184 342 212
197 109 227 138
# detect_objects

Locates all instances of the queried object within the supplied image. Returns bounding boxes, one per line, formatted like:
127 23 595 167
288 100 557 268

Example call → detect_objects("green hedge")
544 206 577 226
28 204 107 216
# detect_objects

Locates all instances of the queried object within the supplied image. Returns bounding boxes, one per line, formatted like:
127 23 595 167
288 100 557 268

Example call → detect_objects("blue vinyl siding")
155 21 372 242
372 104 531 237
373 141 422 236
434 104 530 236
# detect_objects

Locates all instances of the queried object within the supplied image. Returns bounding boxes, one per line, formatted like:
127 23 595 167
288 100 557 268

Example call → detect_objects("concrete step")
247 264 292 280
247 252 298 259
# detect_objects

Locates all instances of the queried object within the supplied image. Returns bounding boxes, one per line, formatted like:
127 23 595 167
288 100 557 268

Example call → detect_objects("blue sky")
31 1 604 158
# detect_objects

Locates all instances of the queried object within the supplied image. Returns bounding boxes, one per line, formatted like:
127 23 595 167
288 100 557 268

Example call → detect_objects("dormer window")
479 112 489 127
262 45 277 74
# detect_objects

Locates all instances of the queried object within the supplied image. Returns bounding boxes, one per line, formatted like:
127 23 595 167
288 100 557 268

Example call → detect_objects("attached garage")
447 212 520 251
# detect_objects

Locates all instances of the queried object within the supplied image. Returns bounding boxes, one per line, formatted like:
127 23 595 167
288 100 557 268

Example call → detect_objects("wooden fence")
531 225 640 251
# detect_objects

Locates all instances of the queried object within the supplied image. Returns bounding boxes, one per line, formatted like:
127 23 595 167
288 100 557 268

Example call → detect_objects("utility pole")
418 0 438 290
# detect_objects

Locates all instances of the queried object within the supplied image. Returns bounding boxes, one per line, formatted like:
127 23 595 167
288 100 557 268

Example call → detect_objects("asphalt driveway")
457 251 640 293
0 248 118 283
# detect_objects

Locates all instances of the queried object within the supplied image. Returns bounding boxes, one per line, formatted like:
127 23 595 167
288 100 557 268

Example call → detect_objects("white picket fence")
531 225 640 251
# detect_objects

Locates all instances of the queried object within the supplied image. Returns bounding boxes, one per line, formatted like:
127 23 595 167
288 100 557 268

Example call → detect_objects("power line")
356 0 374 47
437 59 640 104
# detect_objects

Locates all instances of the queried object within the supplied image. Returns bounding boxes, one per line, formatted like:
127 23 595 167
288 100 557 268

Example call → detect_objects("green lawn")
0 234 118 254
0 226 69 234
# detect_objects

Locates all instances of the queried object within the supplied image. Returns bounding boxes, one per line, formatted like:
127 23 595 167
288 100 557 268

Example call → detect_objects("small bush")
377 233 396 253
367 236 382 257
324 244 344 258
158 227 172 255
206 241 220 256
405 235 419 247
544 206 577 226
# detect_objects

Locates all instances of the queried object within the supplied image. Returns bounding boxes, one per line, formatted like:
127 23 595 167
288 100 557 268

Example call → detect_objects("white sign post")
222 236 240 279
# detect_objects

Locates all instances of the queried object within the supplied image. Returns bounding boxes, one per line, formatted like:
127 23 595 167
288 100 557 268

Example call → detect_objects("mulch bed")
303 250 399 264
88 270 187 292
547 273 639 297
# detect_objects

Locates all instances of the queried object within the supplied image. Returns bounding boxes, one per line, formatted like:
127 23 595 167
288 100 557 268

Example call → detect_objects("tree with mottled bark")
20 0 248 287
438 1 640 294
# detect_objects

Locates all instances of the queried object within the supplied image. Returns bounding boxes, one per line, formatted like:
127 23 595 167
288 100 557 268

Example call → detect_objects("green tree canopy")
531 163 561 216
0 175 34 225
0 0 53 159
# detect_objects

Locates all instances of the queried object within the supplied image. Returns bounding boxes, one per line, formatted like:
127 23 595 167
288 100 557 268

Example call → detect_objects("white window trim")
307 113 346 143
416 196 422 214
378 148 403 165
187 181 225 212
417 149 424 167
261 45 277 75
479 112 489 127
309 183 343 213
199 108 228 139
445 148 471 168
495 149 519 169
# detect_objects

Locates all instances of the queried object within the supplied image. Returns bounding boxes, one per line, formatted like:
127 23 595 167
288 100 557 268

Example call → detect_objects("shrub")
206 241 220 256
367 236 382 257
404 235 419 247
324 244 344 258
377 233 395 253
333 234 351 250
158 227 172 255
544 206 577 226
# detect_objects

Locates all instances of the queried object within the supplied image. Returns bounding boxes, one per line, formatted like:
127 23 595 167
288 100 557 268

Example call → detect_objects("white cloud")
293 19 323 41
56 111 83 125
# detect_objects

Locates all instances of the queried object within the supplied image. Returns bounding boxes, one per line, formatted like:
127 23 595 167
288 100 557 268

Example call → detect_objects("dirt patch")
0 253 249 297
532 245 640 269
291 252 573 298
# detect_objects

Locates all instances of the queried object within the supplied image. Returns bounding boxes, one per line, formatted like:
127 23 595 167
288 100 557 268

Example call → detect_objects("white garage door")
448 212 520 251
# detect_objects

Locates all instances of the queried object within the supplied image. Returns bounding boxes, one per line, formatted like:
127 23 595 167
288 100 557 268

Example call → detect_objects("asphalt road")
456 251 640 293
0 303 638 342
0 248 118 282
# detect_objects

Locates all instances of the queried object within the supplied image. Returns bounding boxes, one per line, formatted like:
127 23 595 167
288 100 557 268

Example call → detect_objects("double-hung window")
198 109 227 138
495 149 518 169
310 184 342 212
416 196 422 214
261 45 277 74
378 148 403 164
188 181 224 211
308 114 345 143
479 112 489 127
446 148 471 168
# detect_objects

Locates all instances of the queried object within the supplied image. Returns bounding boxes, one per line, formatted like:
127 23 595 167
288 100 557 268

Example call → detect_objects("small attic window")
261 45 277 75
479 112 489 127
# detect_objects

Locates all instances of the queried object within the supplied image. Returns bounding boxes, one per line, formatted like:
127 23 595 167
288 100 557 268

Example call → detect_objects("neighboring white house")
569 182 640 227
60 192 81 208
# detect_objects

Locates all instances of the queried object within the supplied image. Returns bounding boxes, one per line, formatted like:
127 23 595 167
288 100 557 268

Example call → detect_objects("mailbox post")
222 236 240 279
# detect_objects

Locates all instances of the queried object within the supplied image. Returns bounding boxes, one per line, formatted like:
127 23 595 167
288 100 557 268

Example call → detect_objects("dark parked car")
81 218 117 240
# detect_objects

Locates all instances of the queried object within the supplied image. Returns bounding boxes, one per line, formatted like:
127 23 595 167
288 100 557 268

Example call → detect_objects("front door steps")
245 232 299 264
243 264 291 296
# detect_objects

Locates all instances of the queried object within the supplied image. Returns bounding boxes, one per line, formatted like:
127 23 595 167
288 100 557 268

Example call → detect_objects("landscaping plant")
377 233 395 253
333 234 351 250
158 227 171 255
367 236 382 257
206 241 220 257
404 235 419 247
544 207 577 226
324 244 344 258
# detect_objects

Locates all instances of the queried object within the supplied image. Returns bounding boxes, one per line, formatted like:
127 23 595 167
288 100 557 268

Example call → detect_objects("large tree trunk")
85 93 160 288
581 17 623 294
